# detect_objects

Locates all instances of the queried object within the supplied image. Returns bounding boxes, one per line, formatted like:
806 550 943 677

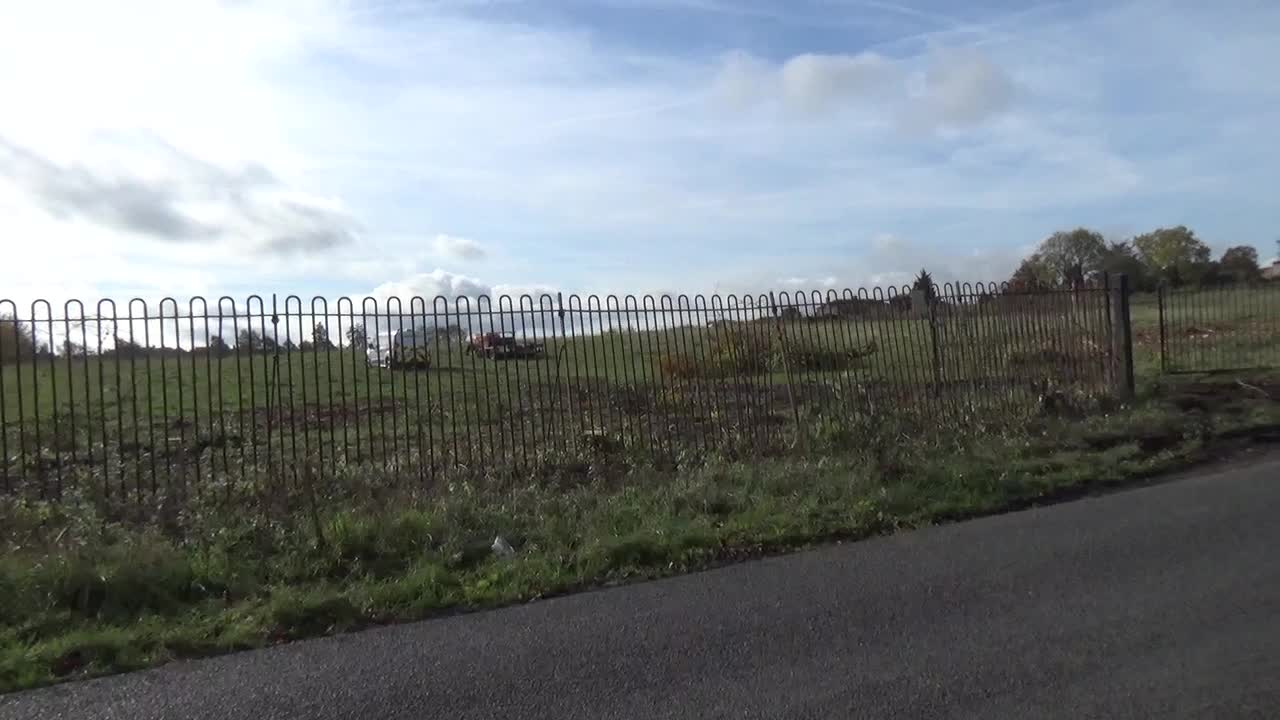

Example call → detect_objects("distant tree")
346 324 368 350
1034 228 1107 288
60 339 86 357
1218 245 1261 284
110 335 147 357
1133 226 1211 287
281 338 298 352
236 328 278 353
912 268 937 301
207 335 231 357
1098 241 1151 291
0 314 36 364
1009 255 1056 290
312 322 334 350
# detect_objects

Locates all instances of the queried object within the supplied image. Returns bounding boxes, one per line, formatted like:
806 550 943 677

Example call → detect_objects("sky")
1 0 1278 308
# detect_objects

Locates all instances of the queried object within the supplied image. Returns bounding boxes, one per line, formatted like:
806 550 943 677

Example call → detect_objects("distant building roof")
1264 260 1280 281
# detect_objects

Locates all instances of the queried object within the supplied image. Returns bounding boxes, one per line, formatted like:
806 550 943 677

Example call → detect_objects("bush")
0 314 36 364
661 325 875 379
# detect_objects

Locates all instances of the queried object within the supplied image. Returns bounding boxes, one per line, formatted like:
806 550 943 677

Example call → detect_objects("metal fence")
1155 282 1280 373
2 282 1124 500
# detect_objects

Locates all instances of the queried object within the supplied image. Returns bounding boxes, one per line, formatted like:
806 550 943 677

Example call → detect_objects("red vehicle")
466 332 545 359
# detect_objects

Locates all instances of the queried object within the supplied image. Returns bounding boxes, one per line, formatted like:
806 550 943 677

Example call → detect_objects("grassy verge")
2 372 1277 694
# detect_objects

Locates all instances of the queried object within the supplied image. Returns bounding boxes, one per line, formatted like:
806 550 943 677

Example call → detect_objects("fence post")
1109 273 1135 399
920 289 942 396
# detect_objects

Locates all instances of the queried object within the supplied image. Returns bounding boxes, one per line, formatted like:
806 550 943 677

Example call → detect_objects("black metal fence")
2 282 1128 500
1154 282 1280 373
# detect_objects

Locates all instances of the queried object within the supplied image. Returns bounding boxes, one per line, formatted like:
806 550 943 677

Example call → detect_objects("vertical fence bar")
60 303 78 493
335 298 352 466
1157 285 1168 374
0 301 14 494
410 296 429 484
138 300 157 496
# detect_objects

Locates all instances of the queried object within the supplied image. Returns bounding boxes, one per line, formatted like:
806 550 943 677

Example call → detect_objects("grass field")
1 370 1277 693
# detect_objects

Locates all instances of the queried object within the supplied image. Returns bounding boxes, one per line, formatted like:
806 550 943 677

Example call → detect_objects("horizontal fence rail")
1 282 1125 501
1154 282 1280 374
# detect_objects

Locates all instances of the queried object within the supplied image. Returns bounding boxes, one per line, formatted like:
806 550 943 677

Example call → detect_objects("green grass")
1 371 1277 693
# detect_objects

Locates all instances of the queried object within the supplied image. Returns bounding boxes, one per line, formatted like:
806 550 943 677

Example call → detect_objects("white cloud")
780 52 901 114
0 0 1276 303
0 130 357 257
431 234 487 261
369 269 490 302
902 47 1015 130
711 45 1008 128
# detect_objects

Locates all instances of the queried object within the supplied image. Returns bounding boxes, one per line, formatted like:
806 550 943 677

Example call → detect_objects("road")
5 454 1279 719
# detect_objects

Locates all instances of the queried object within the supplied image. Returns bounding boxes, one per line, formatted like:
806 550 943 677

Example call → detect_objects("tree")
1098 241 1150 291
207 335 231 357
1034 228 1107 288
0 314 36 364
1218 245 1261 284
1008 255 1056 290
912 268 937 301
236 328 277 353
312 322 334 350
346 324 368 350
1133 225 1211 287
60 339 86 357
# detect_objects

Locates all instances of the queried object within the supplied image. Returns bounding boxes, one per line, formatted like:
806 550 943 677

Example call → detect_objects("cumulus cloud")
369 269 491 301
779 52 901 114
715 50 900 115
712 46 1012 128
431 233 487 261
0 135 358 255
904 47 1015 130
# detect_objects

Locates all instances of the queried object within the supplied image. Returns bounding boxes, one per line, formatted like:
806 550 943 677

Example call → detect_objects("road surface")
5 454 1279 719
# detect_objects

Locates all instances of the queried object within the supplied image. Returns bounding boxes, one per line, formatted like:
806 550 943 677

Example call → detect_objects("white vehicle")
366 327 433 369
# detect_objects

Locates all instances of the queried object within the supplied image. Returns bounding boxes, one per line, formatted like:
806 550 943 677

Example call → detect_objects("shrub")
0 314 36 365
661 325 875 379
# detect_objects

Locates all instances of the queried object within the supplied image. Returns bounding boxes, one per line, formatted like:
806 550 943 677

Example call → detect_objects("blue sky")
0 0 1277 306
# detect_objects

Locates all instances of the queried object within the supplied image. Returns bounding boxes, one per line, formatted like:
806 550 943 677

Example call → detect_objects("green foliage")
206 335 232 357
1133 225 1212 286
1 375 1278 692
236 328 278 352
1032 227 1107 288
1218 245 1261 283
311 322 334 350
346 324 368 350
1098 241 1151 290
660 324 874 379
912 269 936 301
1009 255 1056 289
0 314 36 365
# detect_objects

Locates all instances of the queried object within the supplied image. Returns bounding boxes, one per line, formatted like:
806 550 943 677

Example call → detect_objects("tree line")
1009 227 1276 291
0 321 351 363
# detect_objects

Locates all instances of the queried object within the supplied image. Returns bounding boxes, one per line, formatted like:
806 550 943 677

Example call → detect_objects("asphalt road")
6 454 1280 720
